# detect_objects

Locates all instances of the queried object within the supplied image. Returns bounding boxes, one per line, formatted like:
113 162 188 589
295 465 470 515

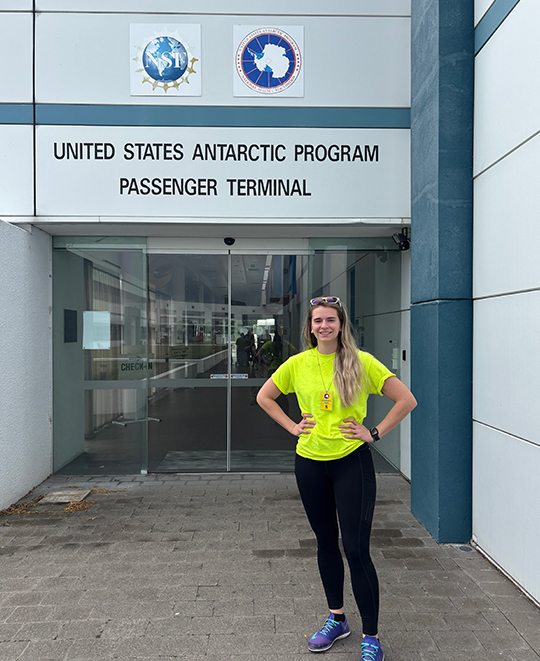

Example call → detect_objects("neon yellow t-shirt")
271 348 395 461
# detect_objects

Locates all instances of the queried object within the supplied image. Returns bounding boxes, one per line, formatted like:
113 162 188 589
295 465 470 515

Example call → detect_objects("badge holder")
320 391 333 411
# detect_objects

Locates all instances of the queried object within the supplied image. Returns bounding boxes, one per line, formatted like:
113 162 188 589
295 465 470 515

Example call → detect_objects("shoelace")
319 618 340 637
361 640 380 661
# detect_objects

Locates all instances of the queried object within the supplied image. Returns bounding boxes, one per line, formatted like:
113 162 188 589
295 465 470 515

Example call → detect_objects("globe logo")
143 36 188 82
236 28 302 94
130 25 201 96
323 393 330 400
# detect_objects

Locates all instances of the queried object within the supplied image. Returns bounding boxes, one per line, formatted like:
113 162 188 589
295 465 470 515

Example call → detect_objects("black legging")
295 444 379 636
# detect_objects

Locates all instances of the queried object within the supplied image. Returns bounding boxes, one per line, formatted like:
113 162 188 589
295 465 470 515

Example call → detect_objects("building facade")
1 0 539 606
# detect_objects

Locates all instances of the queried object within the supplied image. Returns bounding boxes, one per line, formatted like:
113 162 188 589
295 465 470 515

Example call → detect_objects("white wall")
473 0 540 602
0 12 33 102
0 7 50 509
473 425 540 604
36 0 409 13
474 2 540 175
0 10 33 217
35 11 410 108
0 126 34 216
0 221 52 510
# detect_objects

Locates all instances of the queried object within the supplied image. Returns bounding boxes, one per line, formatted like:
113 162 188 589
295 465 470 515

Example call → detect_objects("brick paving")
0 472 539 660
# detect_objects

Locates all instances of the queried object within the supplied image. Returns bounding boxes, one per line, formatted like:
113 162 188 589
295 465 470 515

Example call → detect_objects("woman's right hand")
290 413 316 436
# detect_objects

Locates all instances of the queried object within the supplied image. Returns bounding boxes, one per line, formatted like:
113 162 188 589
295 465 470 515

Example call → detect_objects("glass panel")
55 389 148 474
52 240 148 474
362 310 402 469
53 240 403 475
148 386 227 472
230 254 310 471
353 251 402 470
309 244 402 472
147 254 228 472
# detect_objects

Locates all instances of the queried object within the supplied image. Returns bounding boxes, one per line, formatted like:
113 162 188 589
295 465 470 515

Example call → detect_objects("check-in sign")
118 356 154 380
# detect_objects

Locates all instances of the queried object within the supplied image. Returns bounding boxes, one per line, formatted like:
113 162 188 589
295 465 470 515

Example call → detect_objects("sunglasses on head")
309 296 342 308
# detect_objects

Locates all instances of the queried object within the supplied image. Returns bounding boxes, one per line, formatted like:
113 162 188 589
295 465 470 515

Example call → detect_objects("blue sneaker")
308 613 351 652
361 635 384 661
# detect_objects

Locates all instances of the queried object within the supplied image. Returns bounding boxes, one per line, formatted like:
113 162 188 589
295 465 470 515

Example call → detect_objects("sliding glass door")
146 253 229 471
146 252 309 472
228 253 307 471
52 237 403 474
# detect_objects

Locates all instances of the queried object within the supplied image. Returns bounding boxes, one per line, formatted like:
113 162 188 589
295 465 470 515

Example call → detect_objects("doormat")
155 448 399 474
155 450 295 473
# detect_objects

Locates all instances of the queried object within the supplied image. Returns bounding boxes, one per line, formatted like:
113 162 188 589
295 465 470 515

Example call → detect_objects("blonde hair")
302 301 366 408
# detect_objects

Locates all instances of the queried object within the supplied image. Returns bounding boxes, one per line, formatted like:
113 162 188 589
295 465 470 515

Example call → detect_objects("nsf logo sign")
234 26 304 97
143 37 189 83
130 24 201 96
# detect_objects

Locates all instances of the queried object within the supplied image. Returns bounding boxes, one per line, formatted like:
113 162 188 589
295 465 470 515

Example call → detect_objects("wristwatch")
369 427 380 442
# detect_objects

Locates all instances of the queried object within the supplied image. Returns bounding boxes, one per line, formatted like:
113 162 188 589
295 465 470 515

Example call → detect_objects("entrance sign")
36 126 410 219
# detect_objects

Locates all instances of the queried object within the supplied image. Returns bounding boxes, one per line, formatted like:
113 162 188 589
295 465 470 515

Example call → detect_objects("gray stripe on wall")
31 105 410 129
0 104 34 124
475 0 521 54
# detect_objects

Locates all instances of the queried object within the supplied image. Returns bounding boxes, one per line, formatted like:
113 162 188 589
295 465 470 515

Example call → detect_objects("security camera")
392 232 410 251
224 237 236 246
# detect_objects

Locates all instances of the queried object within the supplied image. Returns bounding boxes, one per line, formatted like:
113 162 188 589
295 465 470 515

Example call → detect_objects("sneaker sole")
308 630 351 653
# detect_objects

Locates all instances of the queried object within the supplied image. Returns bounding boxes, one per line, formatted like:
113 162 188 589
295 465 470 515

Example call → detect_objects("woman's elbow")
256 390 269 408
407 393 418 412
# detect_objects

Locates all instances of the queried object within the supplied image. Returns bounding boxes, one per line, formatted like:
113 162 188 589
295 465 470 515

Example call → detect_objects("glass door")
52 237 404 475
229 253 308 471
147 253 229 472
309 239 403 471
145 244 402 473
53 238 149 474
146 251 309 472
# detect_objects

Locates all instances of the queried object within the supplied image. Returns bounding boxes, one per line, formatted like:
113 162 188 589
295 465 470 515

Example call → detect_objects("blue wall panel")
410 300 473 542
410 0 474 543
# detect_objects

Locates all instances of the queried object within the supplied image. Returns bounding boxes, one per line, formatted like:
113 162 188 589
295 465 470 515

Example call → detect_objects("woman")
257 296 416 660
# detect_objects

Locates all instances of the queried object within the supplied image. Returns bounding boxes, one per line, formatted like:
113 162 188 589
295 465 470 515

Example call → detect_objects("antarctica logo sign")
234 26 304 97
130 24 201 96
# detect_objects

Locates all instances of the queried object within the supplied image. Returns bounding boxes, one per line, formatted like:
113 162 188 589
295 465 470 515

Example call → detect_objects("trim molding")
1 104 410 129
475 0 521 55
0 104 34 124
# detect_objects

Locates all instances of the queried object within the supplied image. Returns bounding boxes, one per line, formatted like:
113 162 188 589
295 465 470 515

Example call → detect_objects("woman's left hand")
338 418 373 442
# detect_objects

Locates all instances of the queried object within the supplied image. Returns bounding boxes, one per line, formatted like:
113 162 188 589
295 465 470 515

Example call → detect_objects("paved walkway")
1 472 539 660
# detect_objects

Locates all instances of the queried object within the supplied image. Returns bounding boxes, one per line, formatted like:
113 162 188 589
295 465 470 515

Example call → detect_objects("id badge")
320 391 333 411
